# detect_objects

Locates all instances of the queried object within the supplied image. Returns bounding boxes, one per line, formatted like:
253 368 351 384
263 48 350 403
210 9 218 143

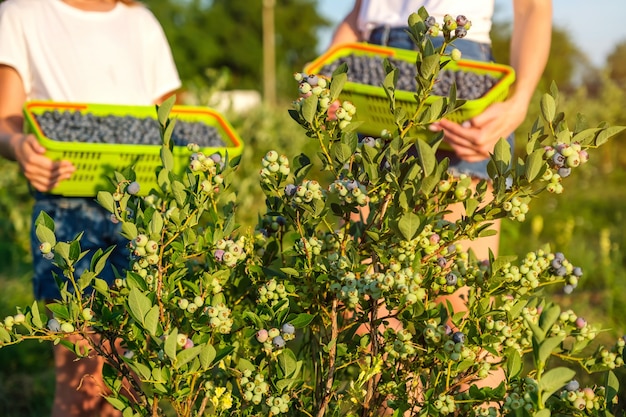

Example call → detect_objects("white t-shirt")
357 0 495 45
0 0 181 104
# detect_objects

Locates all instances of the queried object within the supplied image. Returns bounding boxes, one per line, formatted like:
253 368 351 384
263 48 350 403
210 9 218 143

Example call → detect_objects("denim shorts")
31 195 130 301
368 26 515 179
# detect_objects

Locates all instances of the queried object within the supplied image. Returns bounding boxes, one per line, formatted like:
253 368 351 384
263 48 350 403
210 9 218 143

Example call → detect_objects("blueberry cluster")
46 317 75 333
257 279 289 307
213 237 247 268
559 385 610 413
429 393 457 415
317 55 499 100
203 303 233 334
265 395 292 415
239 370 270 405
328 178 368 206
284 179 325 206
260 150 290 184
176 295 205 315
385 329 416 360
502 378 539 414
293 73 357 131
502 195 530 222
255 323 295 352
329 266 426 309
388 225 444 267
497 250 582 293
295 235 323 258
2 312 26 332
34 110 226 148
543 142 589 194
129 234 161 289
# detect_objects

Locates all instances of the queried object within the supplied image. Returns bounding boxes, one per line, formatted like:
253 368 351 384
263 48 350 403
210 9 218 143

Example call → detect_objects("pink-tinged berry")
256 329 269 343
575 317 586 329
184 338 194 349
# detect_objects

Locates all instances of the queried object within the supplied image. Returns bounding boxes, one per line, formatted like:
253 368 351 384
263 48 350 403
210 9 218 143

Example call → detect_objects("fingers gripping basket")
304 42 516 138
23 102 244 197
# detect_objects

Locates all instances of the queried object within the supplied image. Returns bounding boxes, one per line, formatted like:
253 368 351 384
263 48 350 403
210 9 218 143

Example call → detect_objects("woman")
0 0 181 415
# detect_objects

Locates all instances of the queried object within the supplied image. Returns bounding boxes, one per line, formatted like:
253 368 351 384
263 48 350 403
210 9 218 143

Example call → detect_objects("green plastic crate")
304 42 516 138
23 101 244 197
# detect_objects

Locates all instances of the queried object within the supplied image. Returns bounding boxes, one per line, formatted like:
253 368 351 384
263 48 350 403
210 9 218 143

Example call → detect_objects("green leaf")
31 301 43 328
55 242 71 262
35 224 56 247
606 370 619 405
200 344 217 370
398 212 420 240
278 348 298 378
525 148 546 182
535 410 551 417
157 95 176 126
280 268 299 276
0 327 11 343
331 143 352 165
149 212 164 237
538 335 565 364
539 304 561 334
419 54 439 78
464 198 479 218
172 181 187 206
127 287 151 326
144 306 159 336
594 126 626 147
96 191 116 216
540 94 556 123
289 313 315 329
301 95 318 124
121 222 138 240
160 146 174 171
538 367 576 402
415 139 436 176
330 70 347 101
92 246 114 276
175 346 201 369
493 138 511 169
164 329 178 360
505 348 523 378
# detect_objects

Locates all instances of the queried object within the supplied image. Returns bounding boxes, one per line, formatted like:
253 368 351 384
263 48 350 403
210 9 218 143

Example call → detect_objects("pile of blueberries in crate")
34 110 226 148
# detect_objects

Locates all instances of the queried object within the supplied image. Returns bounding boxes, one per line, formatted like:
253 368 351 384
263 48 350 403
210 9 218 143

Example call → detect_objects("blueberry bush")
1 8 625 417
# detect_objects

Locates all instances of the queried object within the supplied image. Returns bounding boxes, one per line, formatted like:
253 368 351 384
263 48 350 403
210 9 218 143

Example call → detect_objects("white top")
357 0 495 45
0 0 181 104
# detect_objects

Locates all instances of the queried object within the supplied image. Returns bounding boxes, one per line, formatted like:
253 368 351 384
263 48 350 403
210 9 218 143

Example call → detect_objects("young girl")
0 0 181 415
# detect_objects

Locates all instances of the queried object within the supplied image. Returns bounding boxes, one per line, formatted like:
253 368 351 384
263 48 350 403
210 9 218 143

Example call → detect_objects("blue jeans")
31 194 129 301
368 26 514 179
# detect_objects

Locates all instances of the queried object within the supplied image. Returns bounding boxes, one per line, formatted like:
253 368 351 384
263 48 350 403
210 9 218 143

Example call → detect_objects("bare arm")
327 0 364 49
0 64 75 191
431 0 553 161
507 0 553 113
